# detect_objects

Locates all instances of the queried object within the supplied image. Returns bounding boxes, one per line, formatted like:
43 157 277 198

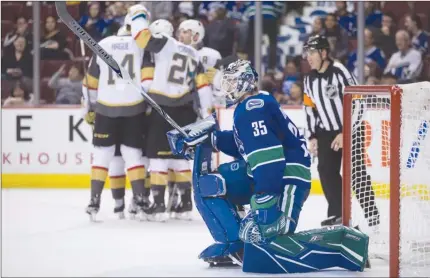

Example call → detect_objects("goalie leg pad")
196 160 253 262
196 174 242 243
242 225 369 274
217 160 253 205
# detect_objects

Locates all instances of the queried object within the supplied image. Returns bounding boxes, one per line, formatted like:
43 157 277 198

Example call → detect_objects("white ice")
1 189 389 277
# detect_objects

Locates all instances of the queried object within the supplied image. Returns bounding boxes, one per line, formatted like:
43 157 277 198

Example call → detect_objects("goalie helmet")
219 60 258 107
178 19 205 45
149 19 174 37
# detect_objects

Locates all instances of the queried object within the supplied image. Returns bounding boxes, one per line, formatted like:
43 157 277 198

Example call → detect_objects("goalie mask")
149 19 174 37
220 60 258 107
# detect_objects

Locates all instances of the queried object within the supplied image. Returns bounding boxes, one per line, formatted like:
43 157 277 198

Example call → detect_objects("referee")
302 35 380 227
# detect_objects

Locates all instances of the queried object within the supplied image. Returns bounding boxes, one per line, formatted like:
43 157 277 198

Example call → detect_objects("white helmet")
124 13 132 27
149 19 174 37
178 19 205 45
220 60 258 107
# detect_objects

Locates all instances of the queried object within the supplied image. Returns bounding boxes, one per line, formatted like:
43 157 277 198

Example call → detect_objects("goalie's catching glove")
167 113 217 160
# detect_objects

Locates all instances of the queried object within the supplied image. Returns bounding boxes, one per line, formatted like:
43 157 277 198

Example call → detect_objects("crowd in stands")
1 1 429 107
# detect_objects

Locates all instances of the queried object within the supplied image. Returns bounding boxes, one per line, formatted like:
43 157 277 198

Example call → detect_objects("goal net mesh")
347 83 430 276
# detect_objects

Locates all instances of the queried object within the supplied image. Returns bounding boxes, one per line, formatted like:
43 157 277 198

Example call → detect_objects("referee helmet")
303 35 331 70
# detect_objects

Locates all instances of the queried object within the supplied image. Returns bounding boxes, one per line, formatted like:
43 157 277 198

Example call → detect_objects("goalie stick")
55 1 188 138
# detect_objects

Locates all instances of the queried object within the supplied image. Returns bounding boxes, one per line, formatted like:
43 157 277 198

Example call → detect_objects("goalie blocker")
167 119 370 274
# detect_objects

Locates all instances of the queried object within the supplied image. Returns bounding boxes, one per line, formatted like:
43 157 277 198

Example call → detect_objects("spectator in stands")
282 57 300 98
261 73 282 102
3 16 32 51
380 73 398 85
365 76 379 85
111 2 127 26
405 14 429 56
144 2 173 21
1 36 33 81
102 4 121 37
79 2 109 41
204 5 237 58
311 17 325 37
3 80 32 107
365 2 382 29
347 28 386 78
40 16 68 60
384 30 422 82
373 12 397 60
48 64 83 105
242 1 285 73
284 81 303 106
322 13 349 62
335 1 356 37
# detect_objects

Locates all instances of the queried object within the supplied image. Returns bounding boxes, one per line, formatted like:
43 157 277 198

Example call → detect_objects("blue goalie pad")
199 174 227 197
193 143 243 251
199 241 244 260
242 225 369 274
218 160 253 205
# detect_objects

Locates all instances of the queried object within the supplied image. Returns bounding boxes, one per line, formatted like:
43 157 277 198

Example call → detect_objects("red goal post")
342 84 430 277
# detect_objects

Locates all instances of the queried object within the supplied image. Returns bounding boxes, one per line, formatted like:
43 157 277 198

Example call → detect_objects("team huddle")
80 3 370 274
82 7 221 222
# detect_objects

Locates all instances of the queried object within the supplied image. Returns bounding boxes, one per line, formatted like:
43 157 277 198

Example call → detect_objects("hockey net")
342 82 430 277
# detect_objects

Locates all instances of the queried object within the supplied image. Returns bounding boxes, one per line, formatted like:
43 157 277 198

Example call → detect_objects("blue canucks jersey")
214 92 311 194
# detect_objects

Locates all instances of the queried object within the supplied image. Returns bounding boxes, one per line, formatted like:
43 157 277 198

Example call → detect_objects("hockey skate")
205 249 244 268
113 198 125 219
86 195 101 222
171 188 193 221
129 194 151 221
321 215 342 226
166 185 179 219
145 201 168 222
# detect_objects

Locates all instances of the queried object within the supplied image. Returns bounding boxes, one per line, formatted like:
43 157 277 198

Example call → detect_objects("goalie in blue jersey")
167 60 369 274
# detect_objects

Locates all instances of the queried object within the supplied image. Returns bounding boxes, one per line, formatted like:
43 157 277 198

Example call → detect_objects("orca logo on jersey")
246 99 264 111
230 162 240 171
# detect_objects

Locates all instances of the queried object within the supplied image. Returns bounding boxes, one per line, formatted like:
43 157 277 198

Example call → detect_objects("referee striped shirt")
303 60 358 139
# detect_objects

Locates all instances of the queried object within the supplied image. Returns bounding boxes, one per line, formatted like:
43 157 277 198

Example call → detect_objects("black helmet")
303 35 330 57
303 35 330 51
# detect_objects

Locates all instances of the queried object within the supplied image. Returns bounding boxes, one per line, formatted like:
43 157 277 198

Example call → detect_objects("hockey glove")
239 193 286 245
167 113 217 160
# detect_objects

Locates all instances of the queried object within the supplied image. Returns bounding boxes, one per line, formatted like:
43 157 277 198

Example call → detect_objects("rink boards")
2 106 427 196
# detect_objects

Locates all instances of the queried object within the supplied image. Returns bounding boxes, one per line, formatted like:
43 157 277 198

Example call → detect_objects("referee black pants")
317 126 380 223
317 129 343 218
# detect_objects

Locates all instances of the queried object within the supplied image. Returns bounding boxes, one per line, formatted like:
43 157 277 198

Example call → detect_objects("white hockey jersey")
84 35 151 117
130 12 212 116
198 46 222 71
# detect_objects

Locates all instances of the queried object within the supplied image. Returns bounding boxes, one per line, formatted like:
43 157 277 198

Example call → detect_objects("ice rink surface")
2 189 388 277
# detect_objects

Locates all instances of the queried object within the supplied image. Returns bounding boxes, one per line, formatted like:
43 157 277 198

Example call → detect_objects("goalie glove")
167 113 217 160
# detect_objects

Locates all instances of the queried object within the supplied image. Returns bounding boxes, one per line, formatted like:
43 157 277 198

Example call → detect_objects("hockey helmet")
149 19 174 37
302 35 330 58
177 19 205 45
220 60 258 107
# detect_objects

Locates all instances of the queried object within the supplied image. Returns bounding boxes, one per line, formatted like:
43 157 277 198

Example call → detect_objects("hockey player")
83 14 151 220
128 5 212 221
177 19 222 71
167 60 369 273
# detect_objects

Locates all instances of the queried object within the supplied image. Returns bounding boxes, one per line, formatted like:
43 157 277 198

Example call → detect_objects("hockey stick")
55 2 188 138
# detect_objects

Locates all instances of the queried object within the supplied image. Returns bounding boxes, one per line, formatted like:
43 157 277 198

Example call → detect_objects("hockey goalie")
167 60 370 274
